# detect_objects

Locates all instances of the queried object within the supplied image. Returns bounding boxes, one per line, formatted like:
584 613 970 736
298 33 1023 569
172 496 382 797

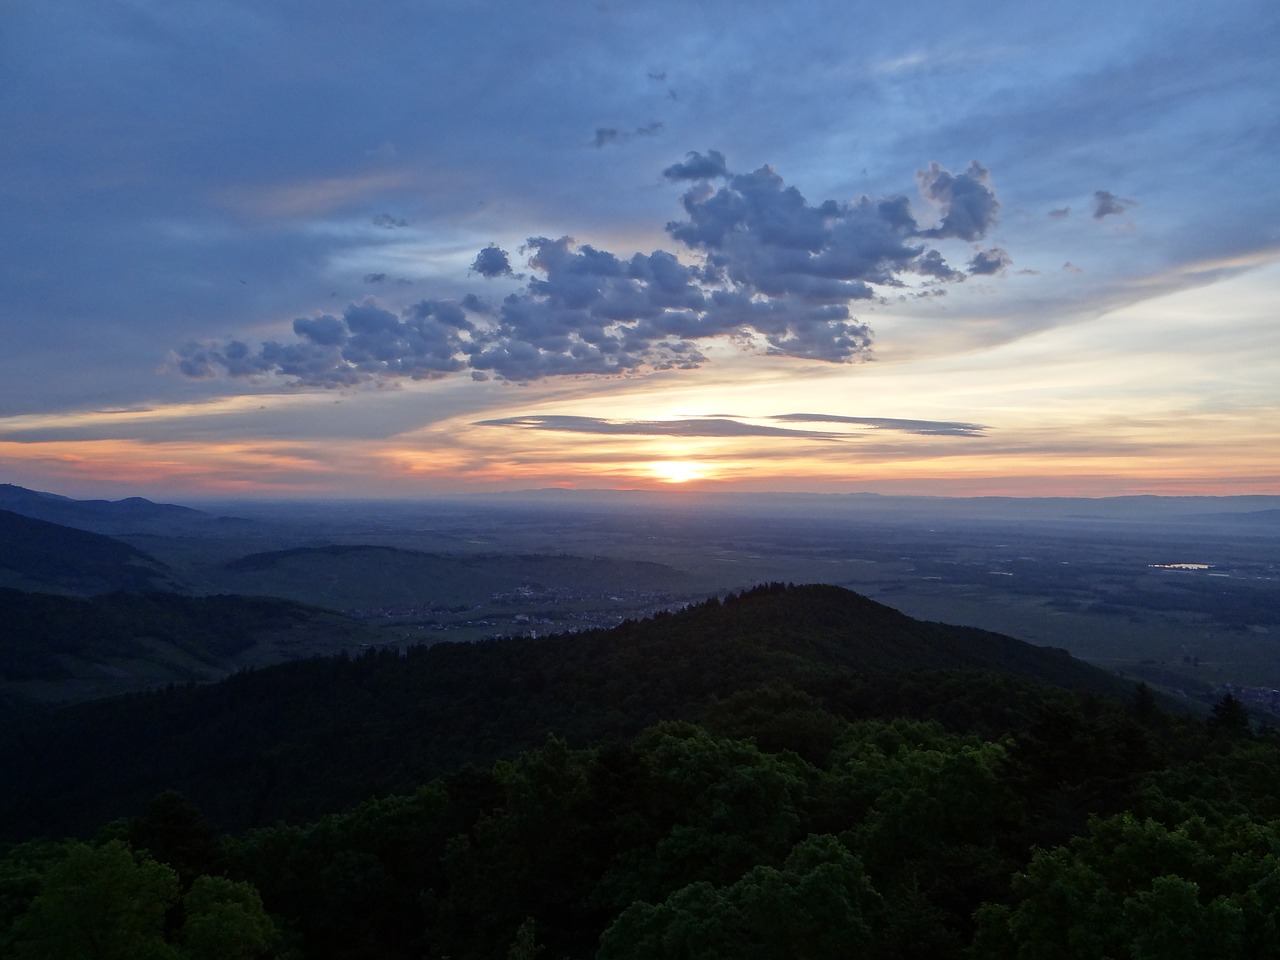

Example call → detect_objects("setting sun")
647 461 709 484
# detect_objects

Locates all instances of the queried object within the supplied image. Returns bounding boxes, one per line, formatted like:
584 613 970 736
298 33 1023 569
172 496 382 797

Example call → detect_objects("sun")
647 460 709 484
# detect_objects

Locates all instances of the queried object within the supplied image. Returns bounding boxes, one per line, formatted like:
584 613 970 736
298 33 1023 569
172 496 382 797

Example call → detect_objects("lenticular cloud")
175 153 1005 386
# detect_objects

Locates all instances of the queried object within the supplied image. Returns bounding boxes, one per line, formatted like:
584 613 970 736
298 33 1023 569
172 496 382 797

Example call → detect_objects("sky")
2 0 1278 500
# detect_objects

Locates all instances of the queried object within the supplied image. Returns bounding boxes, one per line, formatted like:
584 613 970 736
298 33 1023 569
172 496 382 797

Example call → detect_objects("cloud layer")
477 412 988 440
176 153 1005 386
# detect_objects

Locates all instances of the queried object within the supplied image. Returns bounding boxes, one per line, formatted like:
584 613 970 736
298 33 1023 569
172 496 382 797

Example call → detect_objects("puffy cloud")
662 149 729 181
1092 189 1133 219
914 248 963 280
916 161 999 241
471 245 515 278
178 153 1006 385
967 247 1012 276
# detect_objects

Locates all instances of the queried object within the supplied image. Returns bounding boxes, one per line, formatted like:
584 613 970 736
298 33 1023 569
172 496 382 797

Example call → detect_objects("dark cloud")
1092 189 1133 220
592 121 664 148
967 247 1011 276
916 161 999 241
364 272 387 283
178 153 1007 386
772 413 987 437
913 249 963 281
1048 207 1071 219
474 414 847 440
661 150 728 181
471 245 515 278
372 214 409 229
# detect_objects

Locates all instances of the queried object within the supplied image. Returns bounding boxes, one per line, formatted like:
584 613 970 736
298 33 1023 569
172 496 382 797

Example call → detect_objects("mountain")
0 508 182 595
0 583 1137 840
0 483 223 536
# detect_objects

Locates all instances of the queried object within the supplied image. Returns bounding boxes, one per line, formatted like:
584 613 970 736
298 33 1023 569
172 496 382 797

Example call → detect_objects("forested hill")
1 583 1131 840
5 583 1278 960
0 509 181 595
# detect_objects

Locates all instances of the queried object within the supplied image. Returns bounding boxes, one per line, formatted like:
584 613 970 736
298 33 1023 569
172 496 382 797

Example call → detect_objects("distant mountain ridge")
0 483 219 535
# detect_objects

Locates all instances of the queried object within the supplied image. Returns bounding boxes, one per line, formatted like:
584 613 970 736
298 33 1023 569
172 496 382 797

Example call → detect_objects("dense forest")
3 583 1278 958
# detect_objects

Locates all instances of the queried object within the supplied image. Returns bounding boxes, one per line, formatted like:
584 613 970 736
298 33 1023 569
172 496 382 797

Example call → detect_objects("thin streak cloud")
474 415 849 441
773 413 987 437
476 413 989 440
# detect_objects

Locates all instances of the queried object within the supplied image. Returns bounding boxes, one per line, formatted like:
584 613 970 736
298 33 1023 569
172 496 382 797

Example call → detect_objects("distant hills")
0 508 181 595
0 482 218 535
0 582 1136 839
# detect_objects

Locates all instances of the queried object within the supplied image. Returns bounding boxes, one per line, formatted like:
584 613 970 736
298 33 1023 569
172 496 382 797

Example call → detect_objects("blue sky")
2 0 1277 498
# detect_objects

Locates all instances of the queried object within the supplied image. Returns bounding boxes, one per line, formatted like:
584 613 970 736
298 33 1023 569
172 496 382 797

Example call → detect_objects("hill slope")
0 583 1134 839
0 589 377 702
0 509 182 594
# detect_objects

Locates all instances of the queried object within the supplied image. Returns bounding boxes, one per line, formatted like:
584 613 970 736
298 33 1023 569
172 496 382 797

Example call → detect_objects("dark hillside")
0 509 181 594
0 583 1133 840
0 590 375 701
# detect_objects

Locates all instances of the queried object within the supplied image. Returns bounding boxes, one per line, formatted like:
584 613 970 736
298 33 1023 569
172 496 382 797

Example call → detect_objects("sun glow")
647 460 709 484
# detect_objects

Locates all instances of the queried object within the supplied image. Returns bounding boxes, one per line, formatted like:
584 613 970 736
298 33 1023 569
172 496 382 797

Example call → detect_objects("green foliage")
597 834 884 960
7 840 181 960
973 813 1280 959
180 875 279 960
3 839 279 960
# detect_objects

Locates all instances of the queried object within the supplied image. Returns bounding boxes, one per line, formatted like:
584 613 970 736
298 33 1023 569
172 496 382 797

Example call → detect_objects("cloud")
474 415 848 440
372 213 409 229
662 150 729 181
916 161 1000 241
364 272 387 283
1048 207 1071 219
1092 189 1134 220
914 249 963 281
177 153 1006 386
967 247 1012 276
471 244 515 278
476 412 989 440
773 413 987 436
592 121 664 148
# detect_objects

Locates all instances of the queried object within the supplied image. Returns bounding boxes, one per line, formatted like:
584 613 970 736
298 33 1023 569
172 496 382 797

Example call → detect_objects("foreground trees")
3 587 1275 958
3 841 277 960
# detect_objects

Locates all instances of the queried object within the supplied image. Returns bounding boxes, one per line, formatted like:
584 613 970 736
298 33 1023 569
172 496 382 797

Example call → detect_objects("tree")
180 875 279 960
7 840 279 960
1210 693 1251 736
9 840 181 960
598 834 885 960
